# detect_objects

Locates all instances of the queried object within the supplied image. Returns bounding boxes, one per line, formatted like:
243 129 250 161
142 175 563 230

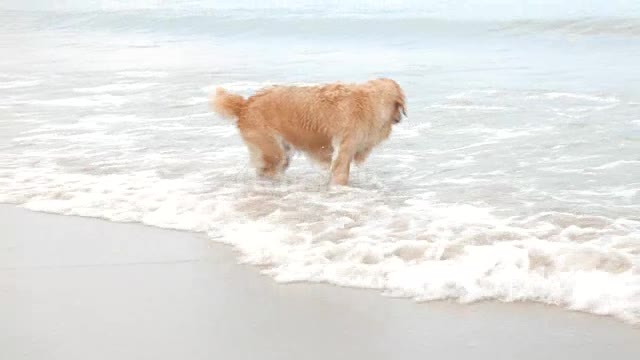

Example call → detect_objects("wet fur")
210 78 406 185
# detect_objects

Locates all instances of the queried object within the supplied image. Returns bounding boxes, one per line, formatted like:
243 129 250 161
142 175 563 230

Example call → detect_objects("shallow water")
1 1 639 323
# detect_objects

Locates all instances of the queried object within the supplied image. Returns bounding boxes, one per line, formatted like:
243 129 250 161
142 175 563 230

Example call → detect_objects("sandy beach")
2 204 639 360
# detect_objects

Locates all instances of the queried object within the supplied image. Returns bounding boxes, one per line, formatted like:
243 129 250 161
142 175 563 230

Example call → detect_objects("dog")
210 78 406 186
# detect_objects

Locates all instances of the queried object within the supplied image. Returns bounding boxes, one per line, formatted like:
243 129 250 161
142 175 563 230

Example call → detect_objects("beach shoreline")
2 204 639 360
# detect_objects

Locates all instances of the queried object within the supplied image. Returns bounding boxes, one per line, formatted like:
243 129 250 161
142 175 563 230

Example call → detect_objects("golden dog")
210 78 406 185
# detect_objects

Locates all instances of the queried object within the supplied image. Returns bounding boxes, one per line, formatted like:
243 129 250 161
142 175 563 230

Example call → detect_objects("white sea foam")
437 156 475 168
452 127 534 140
0 80 41 89
426 104 511 111
591 160 640 170
174 97 208 106
117 71 168 78
570 187 639 199
1 165 639 323
74 83 157 93
537 92 619 103
24 95 128 107
445 89 502 100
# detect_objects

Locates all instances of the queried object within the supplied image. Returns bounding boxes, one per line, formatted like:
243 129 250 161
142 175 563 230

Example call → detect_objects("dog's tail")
210 88 246 120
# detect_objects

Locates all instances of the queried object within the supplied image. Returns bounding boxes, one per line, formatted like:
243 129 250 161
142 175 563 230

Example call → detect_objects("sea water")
1 1 639 323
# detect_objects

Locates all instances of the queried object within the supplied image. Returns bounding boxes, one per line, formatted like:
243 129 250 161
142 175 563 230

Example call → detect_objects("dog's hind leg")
241 131 287 178
281 142 293 171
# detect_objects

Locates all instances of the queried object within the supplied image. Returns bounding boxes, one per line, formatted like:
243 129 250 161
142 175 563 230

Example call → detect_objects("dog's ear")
397 100 407 117
393 81 407 119
395 94 407 119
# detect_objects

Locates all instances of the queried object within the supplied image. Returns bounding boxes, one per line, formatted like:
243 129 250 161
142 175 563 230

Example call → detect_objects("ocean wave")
20 94 129 107
591 160 640 170
0 79 41 89
535 92 620 103
496 17 640 37
425 104 512 111
2 171 638 323
5 10 640 38
116 71 168 78
73 83 157 94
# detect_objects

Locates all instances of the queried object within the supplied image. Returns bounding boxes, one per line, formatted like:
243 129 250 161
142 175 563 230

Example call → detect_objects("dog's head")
372 78 407 125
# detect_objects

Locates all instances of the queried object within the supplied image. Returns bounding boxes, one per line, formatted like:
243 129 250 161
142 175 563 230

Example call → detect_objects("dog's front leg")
354 146 373 165
330 139 355 186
